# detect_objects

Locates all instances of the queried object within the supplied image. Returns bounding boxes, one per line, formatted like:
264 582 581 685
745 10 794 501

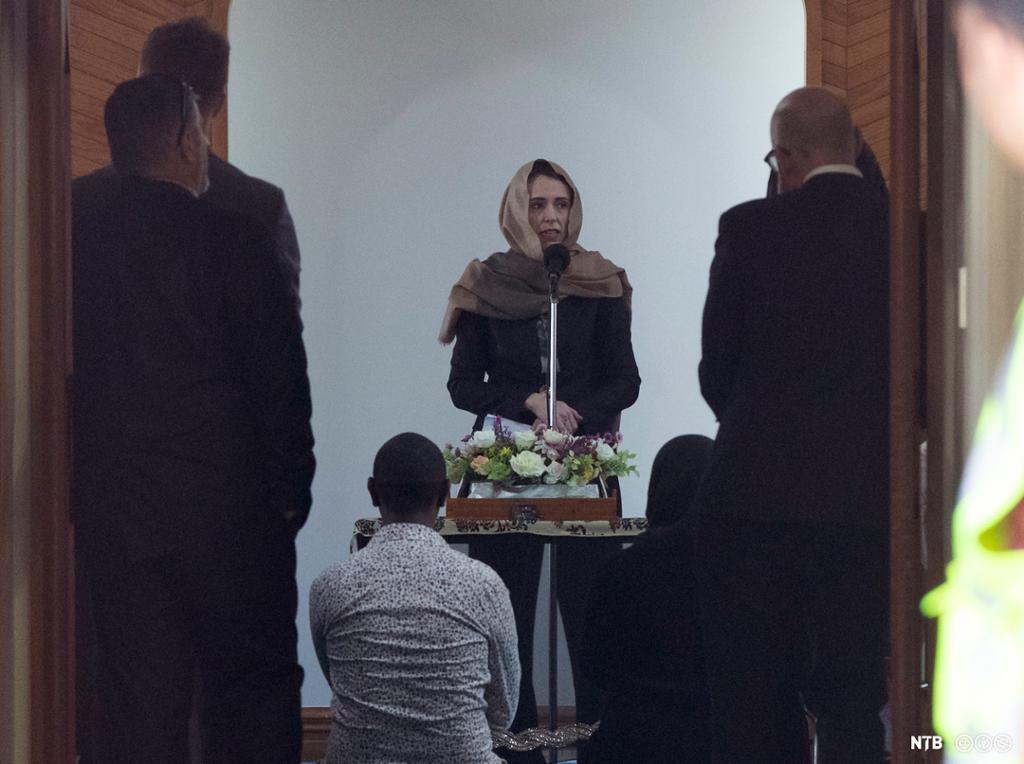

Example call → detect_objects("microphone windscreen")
543 244 570 276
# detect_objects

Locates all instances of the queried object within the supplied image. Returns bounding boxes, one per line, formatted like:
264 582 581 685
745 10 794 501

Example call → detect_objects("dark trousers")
81 517 302 764
694 517 889 764
470 536 619 763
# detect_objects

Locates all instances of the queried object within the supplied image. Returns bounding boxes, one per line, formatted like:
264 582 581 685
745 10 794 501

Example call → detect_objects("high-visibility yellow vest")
922 301 1024 751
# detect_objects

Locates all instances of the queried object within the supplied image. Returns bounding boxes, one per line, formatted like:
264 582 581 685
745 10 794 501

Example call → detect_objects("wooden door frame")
890 4 961 761
890 2 927 758
0 1 74 762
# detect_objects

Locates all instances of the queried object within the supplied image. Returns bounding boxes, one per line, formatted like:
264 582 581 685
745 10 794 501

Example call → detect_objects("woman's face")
527 175 572 247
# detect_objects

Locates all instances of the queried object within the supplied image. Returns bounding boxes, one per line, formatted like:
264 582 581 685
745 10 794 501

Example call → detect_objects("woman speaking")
440 158 640 762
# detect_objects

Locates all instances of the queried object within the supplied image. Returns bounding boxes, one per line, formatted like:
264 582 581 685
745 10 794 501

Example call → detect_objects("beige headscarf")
439 159 632 343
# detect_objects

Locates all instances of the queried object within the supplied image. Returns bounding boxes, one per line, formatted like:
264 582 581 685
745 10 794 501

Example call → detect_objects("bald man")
694 87 889 763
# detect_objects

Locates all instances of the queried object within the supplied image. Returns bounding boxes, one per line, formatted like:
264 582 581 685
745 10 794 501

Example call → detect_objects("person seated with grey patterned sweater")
309 432 520 763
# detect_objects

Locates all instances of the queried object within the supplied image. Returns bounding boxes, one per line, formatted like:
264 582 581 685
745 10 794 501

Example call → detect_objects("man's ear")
437 480 450 509
367 477 380 508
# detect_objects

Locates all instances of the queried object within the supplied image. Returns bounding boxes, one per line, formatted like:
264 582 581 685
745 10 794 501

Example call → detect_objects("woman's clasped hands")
525 392 581 434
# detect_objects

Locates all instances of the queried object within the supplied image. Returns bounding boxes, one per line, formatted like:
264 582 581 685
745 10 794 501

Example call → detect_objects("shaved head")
771 87 856 159
769 87 857 192
369 433 447 517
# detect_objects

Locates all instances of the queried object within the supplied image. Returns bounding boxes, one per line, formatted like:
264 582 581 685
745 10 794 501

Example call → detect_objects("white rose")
509 450 546 478
513 429 537 450
544 461 566 484
471 430 496 448
543 429 567 446
595 442 615 461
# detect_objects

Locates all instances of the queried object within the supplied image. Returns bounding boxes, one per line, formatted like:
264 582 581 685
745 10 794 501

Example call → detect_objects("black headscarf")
645 434 714 531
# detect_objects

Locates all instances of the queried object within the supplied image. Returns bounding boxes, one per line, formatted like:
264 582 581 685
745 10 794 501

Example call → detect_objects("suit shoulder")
72 165 118 194
71 165 120 228
200 200 274 246
719 197 774 234
207 154 285 207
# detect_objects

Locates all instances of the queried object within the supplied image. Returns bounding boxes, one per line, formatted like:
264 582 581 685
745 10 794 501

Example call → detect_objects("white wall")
228 0 804 708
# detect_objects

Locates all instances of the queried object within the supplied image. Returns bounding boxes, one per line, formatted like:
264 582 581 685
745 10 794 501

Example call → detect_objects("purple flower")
492 415 513 442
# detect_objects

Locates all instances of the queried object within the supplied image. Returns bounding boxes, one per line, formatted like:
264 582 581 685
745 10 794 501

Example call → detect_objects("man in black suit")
694 87 889 764
73 75 313 762
72 18 310 762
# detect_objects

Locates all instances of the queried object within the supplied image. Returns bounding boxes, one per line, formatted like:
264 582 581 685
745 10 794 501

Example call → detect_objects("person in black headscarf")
578 435 714 764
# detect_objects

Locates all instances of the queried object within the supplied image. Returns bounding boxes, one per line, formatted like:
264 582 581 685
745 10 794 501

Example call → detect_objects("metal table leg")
548 541 558 763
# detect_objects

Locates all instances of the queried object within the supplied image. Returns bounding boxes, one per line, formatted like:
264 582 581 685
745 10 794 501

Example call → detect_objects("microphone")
543 244 570 277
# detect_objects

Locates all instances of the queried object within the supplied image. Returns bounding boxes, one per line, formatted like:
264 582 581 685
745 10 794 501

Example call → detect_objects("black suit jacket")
72 177 314 559
448 296 640 435
697 173 889 530
72 155 311 529
204 154 302 307
73 153 301 309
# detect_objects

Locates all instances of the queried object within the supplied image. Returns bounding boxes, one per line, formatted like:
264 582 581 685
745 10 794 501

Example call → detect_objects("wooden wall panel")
849 71 890 106
807 0 892 181
824 0 847 24
75 0 164 33
822 18 848 46
849 0 888 25
852 94 889 127
806 1 823 85
123 0 187 22
68 0 230 178
823 62 848 92
849 31 889 68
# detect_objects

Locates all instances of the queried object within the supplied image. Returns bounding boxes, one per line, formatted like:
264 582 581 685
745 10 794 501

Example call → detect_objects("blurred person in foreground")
309 433 520 764
579 435 714 764
922 2 1024 759
72 75 313 762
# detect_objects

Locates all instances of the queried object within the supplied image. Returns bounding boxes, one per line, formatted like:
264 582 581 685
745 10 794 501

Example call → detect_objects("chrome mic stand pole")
546 268 559 759
547 271 559 429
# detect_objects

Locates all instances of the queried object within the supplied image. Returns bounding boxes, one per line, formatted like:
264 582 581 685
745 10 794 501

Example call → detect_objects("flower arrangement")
444 417 637 488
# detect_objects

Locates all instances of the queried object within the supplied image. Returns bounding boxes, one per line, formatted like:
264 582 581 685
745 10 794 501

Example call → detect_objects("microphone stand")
546 270 560 430
545 267 560 755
